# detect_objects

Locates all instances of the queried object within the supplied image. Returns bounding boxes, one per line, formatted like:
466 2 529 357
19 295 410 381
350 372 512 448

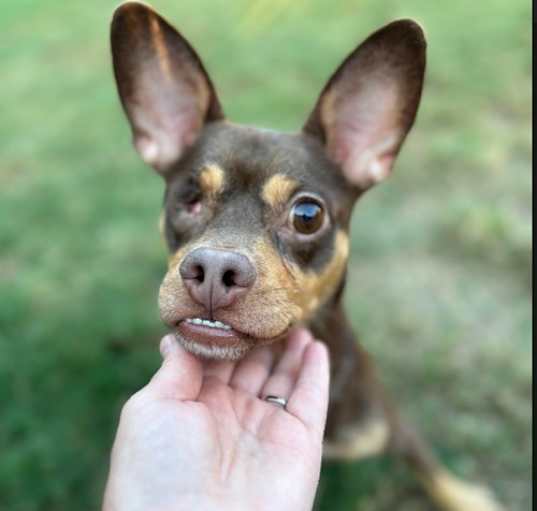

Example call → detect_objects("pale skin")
102 329 330 511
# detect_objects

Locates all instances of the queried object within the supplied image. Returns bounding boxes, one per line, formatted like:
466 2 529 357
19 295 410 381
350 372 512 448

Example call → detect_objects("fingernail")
295 328 313 341
287 327 312 348
313 340 330 365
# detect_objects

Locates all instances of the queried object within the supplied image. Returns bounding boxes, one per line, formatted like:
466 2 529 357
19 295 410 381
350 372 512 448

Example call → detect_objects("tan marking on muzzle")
253 230 349 322
261 174 299 209
292 230 349 320
167 244 190 268
159 230 349 346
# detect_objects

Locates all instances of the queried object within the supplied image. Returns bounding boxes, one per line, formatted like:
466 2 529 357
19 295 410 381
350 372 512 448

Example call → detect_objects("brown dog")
110 3 503 510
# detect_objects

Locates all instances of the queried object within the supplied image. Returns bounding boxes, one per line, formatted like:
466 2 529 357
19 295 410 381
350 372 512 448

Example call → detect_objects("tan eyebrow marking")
261 174 299 208
199 164 225 197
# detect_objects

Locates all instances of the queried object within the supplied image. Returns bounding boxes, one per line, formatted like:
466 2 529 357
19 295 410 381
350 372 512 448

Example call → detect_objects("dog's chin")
175 334 252 361
172 318 290 360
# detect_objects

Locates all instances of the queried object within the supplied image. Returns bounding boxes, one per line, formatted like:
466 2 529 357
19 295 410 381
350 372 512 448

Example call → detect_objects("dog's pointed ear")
111 2 223 173
303 20 426 191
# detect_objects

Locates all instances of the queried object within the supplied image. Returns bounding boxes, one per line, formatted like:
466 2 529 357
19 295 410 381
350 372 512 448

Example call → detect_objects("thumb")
286 340 330 434
147 334 203 401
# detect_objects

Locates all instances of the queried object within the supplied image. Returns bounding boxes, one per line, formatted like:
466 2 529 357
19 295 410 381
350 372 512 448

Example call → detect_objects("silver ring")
264 395 287 409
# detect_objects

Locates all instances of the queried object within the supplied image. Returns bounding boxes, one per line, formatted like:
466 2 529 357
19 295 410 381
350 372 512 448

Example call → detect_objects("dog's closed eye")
174 181 202 215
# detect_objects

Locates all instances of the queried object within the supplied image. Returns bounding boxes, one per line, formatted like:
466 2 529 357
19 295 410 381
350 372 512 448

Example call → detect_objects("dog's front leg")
310 303 504 511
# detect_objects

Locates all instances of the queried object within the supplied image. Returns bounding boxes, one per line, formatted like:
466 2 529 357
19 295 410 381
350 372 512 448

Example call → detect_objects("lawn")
0 1 531 510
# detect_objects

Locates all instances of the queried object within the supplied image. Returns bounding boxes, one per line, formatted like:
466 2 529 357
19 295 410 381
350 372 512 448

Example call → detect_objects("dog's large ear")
111 2 223 173
303 20 426 191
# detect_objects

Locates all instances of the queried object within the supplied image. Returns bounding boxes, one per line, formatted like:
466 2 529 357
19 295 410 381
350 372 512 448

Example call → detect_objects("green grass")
0 1 531 510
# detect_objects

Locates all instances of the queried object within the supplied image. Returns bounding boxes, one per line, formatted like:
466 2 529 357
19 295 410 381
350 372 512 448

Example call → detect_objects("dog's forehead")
177 122 350 198
196 122 314 176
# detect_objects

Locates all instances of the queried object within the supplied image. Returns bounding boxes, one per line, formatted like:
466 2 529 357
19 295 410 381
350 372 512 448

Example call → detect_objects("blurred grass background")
0 0 531 509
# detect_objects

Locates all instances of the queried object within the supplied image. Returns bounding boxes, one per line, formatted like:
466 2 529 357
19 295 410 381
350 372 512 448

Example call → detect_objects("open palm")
103 330 329 511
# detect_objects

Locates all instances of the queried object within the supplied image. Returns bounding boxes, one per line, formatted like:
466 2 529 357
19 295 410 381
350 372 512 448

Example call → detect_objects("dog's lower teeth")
185 318 232 330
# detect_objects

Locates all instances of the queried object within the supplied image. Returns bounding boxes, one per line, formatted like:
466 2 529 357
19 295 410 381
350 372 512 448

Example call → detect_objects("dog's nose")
179 247 256 312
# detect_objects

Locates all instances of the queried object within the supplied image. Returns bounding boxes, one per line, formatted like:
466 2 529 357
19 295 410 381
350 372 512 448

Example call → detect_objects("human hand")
102 328 330 511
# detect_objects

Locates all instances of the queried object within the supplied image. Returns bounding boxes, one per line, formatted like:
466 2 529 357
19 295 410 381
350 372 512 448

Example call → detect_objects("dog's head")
111 2 426 359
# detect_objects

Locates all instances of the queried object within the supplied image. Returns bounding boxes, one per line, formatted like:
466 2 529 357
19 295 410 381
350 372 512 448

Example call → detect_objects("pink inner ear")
303 20 425 190
324 80 403 189
111 4 219 173
130 66 208 171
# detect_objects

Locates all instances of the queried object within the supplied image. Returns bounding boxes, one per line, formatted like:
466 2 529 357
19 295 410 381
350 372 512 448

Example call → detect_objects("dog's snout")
179 247 256 312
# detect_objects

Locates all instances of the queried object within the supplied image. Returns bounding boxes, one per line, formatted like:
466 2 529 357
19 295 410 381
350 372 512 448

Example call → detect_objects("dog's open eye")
291 199 325 235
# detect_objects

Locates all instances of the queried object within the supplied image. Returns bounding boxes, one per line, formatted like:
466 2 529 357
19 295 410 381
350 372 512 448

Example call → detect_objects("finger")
286 340 330 433
202 358 236 385
261 328 313 401
228 345 275 396
146 335 203 401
